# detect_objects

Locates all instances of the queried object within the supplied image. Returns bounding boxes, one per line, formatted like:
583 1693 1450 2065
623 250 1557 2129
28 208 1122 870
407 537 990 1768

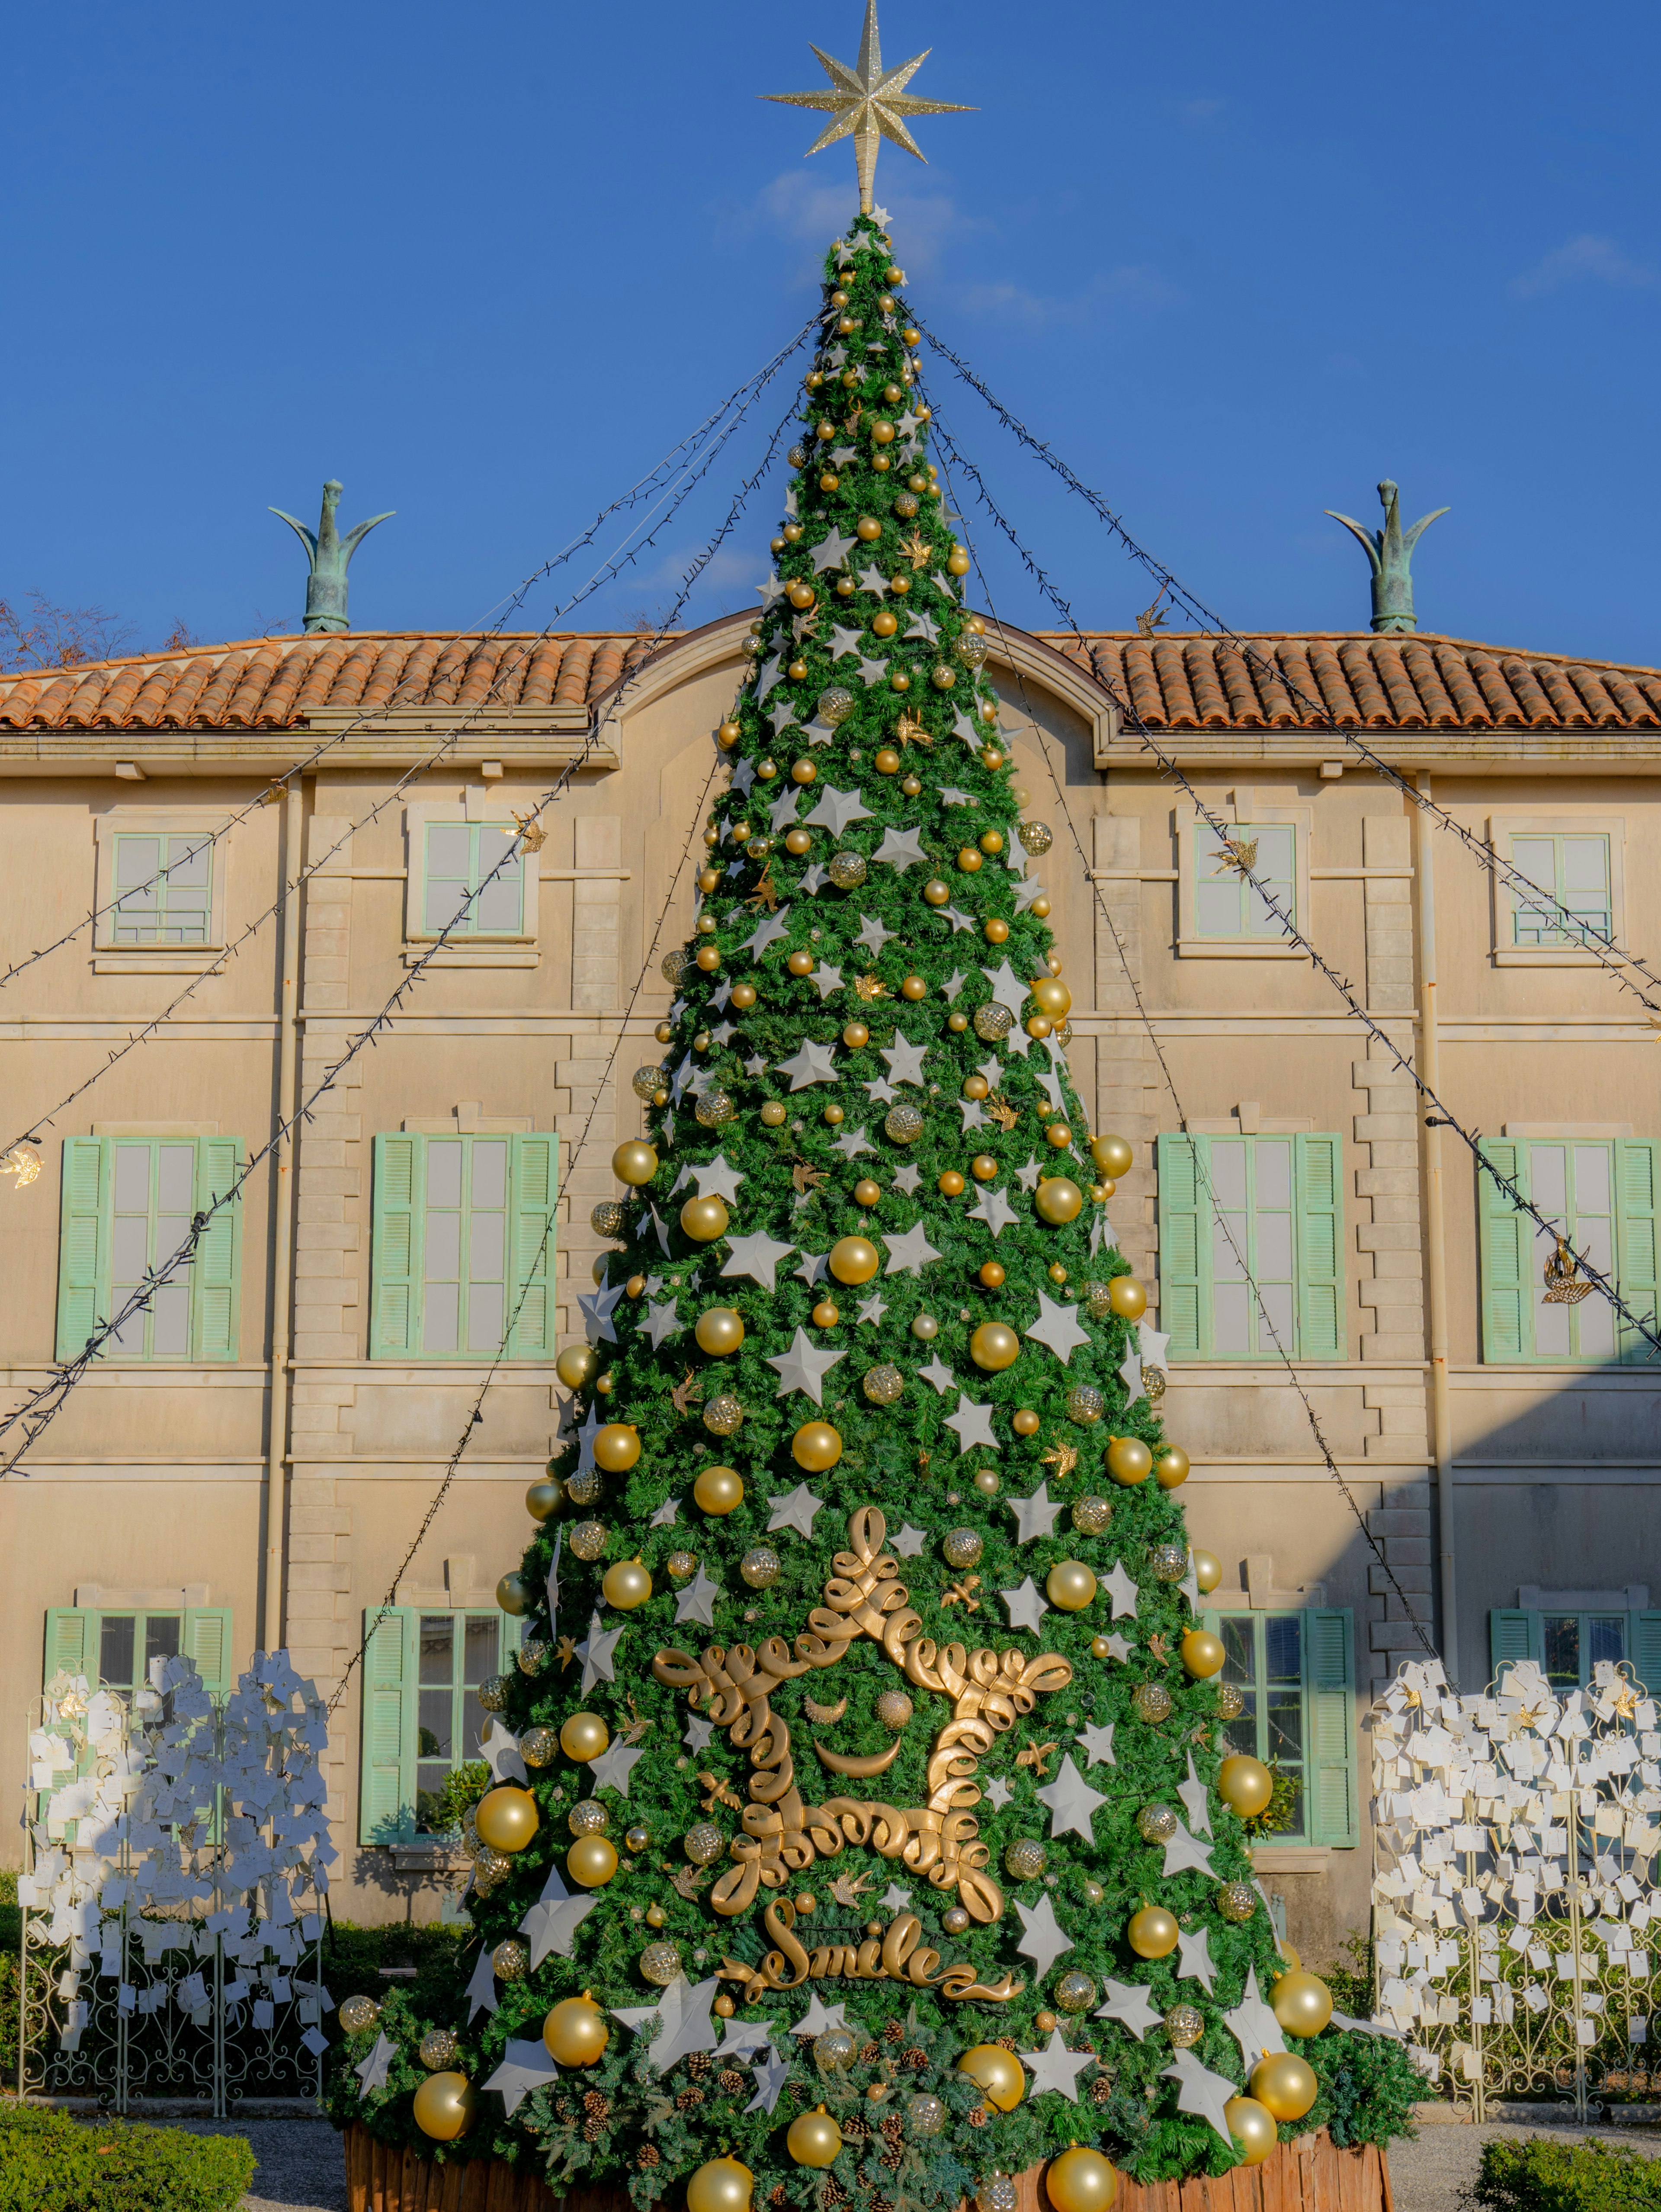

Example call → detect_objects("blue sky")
9 0 1660 665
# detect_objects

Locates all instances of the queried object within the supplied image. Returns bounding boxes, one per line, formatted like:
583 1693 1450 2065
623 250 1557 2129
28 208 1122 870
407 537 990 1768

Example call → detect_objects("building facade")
3 617 1658 1958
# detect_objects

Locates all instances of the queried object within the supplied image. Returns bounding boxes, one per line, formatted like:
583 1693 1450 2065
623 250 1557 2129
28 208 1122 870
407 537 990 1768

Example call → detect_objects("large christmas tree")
329 26 1420 2203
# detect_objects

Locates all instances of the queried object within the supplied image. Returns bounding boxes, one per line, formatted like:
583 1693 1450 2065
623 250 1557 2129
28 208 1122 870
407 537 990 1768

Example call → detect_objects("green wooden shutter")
191 1139 243 1361
1305 1607 1357 1847
1157 1133 1208 1359
44 1607 93 1686
1295 1133 1345 1359
1477 1141 1530 1363
1616 1142 1660 1365
183 1607 234 1694
1490 1608 1540 1676
1629 1613 1661 1699
370 1135 423 1359
56 1138 111 1361
508 1134 559 1357
359 1607 418 1843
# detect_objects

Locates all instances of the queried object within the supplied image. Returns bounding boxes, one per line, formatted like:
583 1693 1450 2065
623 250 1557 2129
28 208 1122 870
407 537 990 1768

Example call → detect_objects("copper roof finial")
268 479 395 635
1326 479 1449 634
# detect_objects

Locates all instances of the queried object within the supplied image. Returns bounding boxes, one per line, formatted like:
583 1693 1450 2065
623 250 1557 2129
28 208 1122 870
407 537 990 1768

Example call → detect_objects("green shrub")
1325 1930 1375 2020
0 1954 17 2083
0 2104 254 2212
1473 2136 1661 2212
321 1917 471 2044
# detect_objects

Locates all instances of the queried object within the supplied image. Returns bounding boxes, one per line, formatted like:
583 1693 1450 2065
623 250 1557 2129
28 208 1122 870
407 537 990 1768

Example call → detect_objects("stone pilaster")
571 816 622 1013
1092 813 1157 1291
292 815 363 1362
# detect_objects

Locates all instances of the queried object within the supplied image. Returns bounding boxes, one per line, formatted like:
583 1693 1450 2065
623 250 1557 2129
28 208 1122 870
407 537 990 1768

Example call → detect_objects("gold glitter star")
854 972 889 1001
898 528 932 571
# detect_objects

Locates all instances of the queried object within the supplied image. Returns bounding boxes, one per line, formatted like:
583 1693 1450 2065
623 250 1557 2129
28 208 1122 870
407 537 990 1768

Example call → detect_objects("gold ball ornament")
1046 1560 1098 1612
970 1321 1020 1371
491 1937 529 1981
593 1422 641 1472
339 1994 380 2033
1107 1276 1148 1319
957 2044 1026 2111
1035 1178 1084 1225
693 1464 744 1515
792 1420 843 1471
521 1726 556 1766
694 1306 745 1356
1272 1970 1334 2039
602 1557 653 1610
475 1787 539 1854
684 1822 725 1865
876 1689 914 1729
1181 1629 1227 1678
1090 1134 1135 1179
567 1834 619 1888
1127 1905 1180 1958
1054 1971 1097 2014
495 1573 530 1615
1029 975 1072 1019
1251 2052 1318 2122
413 2072 477 2141
829 1234 881 1283
1225 2098 1279 2166
543 1994 610 2066
1106 1436 1154 1485
1218 1755 1274 1818
1156 1446 1191 1490
419 2028 459 2070
788 2108 844 2168
526 1478 565 1522
1217 1881 1257 1923
1046 2149 1118 2212
680 1194 730 1242
556 1344 599 1390
611 1141 659 1186
640 1941 682 1986
1072 1495 1113 1535
687 2160 754 2212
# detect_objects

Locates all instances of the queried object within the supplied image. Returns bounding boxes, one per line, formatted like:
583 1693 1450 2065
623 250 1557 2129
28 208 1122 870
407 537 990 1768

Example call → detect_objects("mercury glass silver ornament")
1004 1838 1047 1880
814 2027 858 2071
893 492 920 520
907 2093 946 2138
516 1638 549 1675
1133 1682 1174 1725
818 686 856 726
1054 1971 1096 2014
625 1824 650 1853
1149 1543 1188 1582
661 950 690 986
564 1467 603 1507
972 1002 1013 1042
1065 1383 1105 1426
1164 2004 1205 2048
789 444 809 468
1137 1804 1179 1843
684 1821 725 1866
740 1545 782 1588
943 1528 984 1569
828 850 869 889
632 1065 668 1102
473 1845 512 1892
863 1363 904 1404
521 1726 556 1767
695 1090 736 1128
1216 1683 1245 1721
591 1201 627 1238
1217 1881 1257 1923
569 1520 607 1561
569 1800 610 1837
703 1394 743 1436
667 1550 697 1581
419 2029 458 2069
339 1994 380 2033
956 633 990 669
1018 820 1055 856
1071 1496 1112 1536
885 1102 924 1144
640 1942 682 1987
977 2177 1018 2212
876 1689 914 1730
477 1673 509 1712
492 1938 529 1981
1084 1280 1115 1321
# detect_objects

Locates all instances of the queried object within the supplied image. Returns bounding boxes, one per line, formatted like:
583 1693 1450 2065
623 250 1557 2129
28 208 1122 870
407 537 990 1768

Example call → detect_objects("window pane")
424 1282 460 1353
1542 1615 1580 1688
1573 1146 1611 1215
111 1215 150 1285
427 1141 463 1211
164 836 210 888
1274 1774 1304 1836
1257 1280 1295 1354
113 1146 151 1212
1587 1617 1626 1672
427 824 471 878
144 1616 180 1669
469 1211 505 1283
1265 1615 1302 1682
417 1689 452 1760
1195 880 1241 936
1256 1214 1294 1279
1577 1290 1616 1361
425 1212 461 1282
1221 1617 1255 1683
1210 1141 1248 1210
1213 1281 1251 1353
460 1688 487 1760
1267 1689 1303 1764
467 1280 505 1350
151 1281 191 1357
418 1617 455 1686
464 1617 498 1685
472 857 523 934
157 1146 195 1213
101 1616 136 1687
471 1141 508 1211
115 835 162 890
1255 1140 1292 1211
1533 1145 1568 1220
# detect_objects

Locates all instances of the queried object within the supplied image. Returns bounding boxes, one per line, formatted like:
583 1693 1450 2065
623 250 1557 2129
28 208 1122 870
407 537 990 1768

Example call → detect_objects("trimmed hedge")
1474 2136 1661 2212
0 2104 254 2212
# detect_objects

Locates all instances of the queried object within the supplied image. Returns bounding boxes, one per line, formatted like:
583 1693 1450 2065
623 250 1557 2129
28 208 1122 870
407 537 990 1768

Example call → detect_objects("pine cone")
967 2105 988 2129
879 2117 904 2141
583 2119 606 2142
881 2150 905 2172
718 2069 746 2094
676 2087 706 2109
823 2184 848 2209
992 2037 1018 2053
1090 2075 1114 2106
883 2022 904 2044
583 2091 610 2119
872 2194 895 2212
639 2148 661 2169
858 2042 880 2064
688 2051 713 2079
904 2049 928 2070
769 2190 787 2208
843 2118 871 2143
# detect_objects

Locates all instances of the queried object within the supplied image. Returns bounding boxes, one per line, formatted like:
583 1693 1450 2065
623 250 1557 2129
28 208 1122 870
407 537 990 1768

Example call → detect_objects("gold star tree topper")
763 0 976 215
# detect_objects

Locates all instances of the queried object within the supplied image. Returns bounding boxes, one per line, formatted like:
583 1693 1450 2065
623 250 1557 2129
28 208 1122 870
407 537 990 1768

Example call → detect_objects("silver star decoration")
1095 1979 1161 2042
612 1974 722 2074
884 1221 942 1276
519 1863 598 1968
1020 2028 1093 2102
650 1494 680 1527
577 1280 626 1344
649 1203 672 1257
856 1292 888 1322
933 571 959 600
809 963 845 1000
590 1740 645 1797
833 1125 876 1160
856 912 897 954
1036 1754 1108 1841
881 1883 913 1911
1009 1480 1063 1543
856 563 889 595
905 610 940 644
942 968 967 999
1035 1061 1067 1112
803 785 875 837
1178 1558 1201 1615
1165 2049 1244 2144
720 2018 778 2059
941 786 972 806
483 2038 561 2116
744 2046 794 2116
1000 1577 1048 1634
1117 1347 1145 1404
1223 1967 1286 2068
830 445 858 468
768 1481 824 1538
945 1391 998 1450
872 824 927 870
1179 1752 1212 1837
767 1327 847 1404
694 1155 745 1203
830 624 863 658
803 715 840 746
577 1613 625 1695
983 1774 1013 1811
892 1163 921 1195
1089 1211 1108 1258
721 1231 796 1290
1097 1631 1133 1662
942 903 979 933
355 2031 399 2094
675 1566 720 1629
794 1251 830 1288
790 1992 859 2040
774 1038 840 1090
880 1034 928 1086
731 762 757 798
710 1022 735 1047
1076 1721 1116 1768
967 1184 1018 1237
889 1523 927 1556
758 572 784 609
981 960 1029 1016
575 1404 602 1472
1162 1821 1218 1878
802 863 828 894
1140 1320 1171 1369
811 526 858 572
768 699 800 737
917 1355 956 1394
1104 1563 1140 1620
683 1713 715 1753
769 785 803 833
857 654 888 685
1014 1156 1042 1192
464 1946 499 2022
1025 1292 1092 1366
863 1075 897 1104
1014 873 1046 913
1177 1925 1217 1993
481 1718 528 1786
958 1099 988 1132
974 1056 1003 1089
1014 1896 1075 1981
756 653 784 703
738 907 792 959
952 707 981 746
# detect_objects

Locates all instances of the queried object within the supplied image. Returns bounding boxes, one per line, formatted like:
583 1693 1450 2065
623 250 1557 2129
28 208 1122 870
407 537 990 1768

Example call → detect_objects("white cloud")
1510 233 1658 300
1180 97 1225 126
956 265 1183 327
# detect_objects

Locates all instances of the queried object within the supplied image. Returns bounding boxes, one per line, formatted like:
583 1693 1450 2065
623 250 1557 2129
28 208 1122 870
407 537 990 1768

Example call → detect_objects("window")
1491 1609 1661 1694
359 1608 523 1843
369 1132 558 1360
1477 1138 1658 1364
1203 1607 1358 1846
1157 1132 1344 1359
420 822 526 939
1488 815 1625 966
1176 805 1312 957
55 1136 243 1362
92 810 231 964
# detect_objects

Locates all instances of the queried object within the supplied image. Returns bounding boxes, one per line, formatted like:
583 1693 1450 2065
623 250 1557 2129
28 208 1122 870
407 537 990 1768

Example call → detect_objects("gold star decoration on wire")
761 0 977 215
511 811 548 853
1016 1739 1060 1778
0 1145 42 1189
894 709 932 747
1040 1439 1080 1481
854 972 889 1001
898 528 932 572
941 1574 981 1612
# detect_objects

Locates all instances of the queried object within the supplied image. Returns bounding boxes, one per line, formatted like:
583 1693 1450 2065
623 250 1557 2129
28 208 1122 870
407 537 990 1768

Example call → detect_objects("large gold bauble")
1035 1178 1083 1225
1225 2097 1278 2165
542 1995 610 2066
787 2108 844 2168
1251 2052 1318 2122
1029 975 1072 1019
969 1321 1020 1371
695 1306 745 1356
1046 2148 1118 2212
612 1141 659 1187
1155 1445 1190 1489
496 1573 529 1615
561 1836 616 1891
793 1420 843 1471
1181 1629 1227 1678
693 1464 744 1514
1106 1276 1148 1319
680 1195 731 1242
556 1345 598 1390
1218 1754 1274 1818
526 1478 565 1522
412 2071 477 2141
1192 1547 1221 1592
602 1557 653 1610
1046 1560 1098 1612
475 1787 539 1854
1272 1970 1334 2039
1090 1134 1135 1179
593 1422 641 1472
1106 1436 1153 1485
1127 1906 1180 1959
957 2044 1026 2111
829 1235 881 1284
560 1712 610 1762
687 2158 755 2212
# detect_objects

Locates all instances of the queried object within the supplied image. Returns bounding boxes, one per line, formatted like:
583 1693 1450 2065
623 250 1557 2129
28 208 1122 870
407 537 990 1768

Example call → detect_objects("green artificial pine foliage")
329 215 1421 2201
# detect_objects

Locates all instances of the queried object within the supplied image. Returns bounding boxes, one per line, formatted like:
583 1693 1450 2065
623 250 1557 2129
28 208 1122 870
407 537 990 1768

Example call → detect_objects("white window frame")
1488 813 1625 968
92 809 231 972
402 790 539 967
1176 801 1312 958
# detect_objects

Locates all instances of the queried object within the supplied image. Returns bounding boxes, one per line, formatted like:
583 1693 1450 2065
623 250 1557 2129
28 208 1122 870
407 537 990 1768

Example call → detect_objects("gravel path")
1390 2118 1661 2212
170 2116 347 2212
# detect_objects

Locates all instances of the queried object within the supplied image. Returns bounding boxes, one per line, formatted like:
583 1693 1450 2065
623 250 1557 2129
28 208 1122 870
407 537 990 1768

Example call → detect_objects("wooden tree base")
341 2125 1392 2212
